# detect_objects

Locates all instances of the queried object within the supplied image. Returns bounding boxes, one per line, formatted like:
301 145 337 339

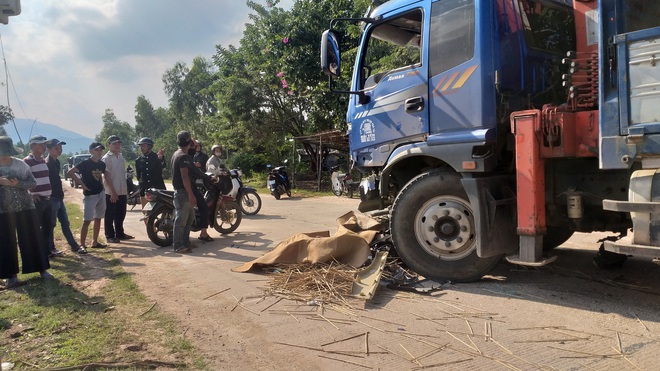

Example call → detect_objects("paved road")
70 183 660 370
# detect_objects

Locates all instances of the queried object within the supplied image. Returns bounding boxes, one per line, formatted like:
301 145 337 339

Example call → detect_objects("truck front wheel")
390 170 502 282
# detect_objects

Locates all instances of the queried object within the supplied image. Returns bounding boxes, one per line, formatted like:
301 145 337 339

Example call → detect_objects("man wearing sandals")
67 142 117 252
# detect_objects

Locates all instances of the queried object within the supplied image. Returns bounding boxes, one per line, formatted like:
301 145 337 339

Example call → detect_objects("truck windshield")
520 0 574 55
361 10 422 89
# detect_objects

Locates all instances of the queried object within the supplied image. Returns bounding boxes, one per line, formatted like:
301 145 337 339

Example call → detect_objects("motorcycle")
330 165 356 198
208 165 262 216
142 174 242 247
126 166 141 210
266 162 291 200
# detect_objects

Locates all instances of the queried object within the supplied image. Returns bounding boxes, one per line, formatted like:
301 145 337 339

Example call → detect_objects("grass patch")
1 202 206 370
242 175 336 199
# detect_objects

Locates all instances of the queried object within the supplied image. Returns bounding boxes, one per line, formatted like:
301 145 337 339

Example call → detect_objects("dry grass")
265 262 357 308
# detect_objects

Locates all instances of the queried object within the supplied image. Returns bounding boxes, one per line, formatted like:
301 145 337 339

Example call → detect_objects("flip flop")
174 247 193 254
197 235 214 242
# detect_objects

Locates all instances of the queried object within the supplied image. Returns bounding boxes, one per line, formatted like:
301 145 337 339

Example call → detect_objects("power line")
0 32 33 144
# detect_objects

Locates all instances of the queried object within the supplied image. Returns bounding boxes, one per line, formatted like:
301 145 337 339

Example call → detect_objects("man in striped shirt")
24 135 62 259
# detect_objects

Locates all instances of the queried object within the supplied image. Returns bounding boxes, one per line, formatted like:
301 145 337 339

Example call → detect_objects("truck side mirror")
320 29 341 78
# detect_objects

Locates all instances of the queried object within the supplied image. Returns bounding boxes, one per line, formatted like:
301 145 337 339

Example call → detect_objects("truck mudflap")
461 176 518 258
602 169 660 256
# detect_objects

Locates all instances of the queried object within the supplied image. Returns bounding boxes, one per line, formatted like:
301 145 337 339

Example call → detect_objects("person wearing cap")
24 135 61 259
0 136 53 288
193 140 209 173
102 135 133 243
46 139 83 254
135 137 166 208
68 142 115 251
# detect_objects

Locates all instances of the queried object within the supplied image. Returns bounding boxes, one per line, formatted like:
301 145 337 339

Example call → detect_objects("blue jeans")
173 190 195 250
49 197 80 250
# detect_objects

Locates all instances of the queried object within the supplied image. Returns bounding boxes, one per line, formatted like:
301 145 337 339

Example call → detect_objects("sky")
0 0 293 138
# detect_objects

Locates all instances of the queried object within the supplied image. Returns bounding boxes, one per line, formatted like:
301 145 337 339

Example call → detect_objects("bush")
227 152 269 177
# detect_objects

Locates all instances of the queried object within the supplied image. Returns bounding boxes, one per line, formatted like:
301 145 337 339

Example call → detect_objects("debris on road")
231 211 383 273
352 250 388 299
265 262 357 309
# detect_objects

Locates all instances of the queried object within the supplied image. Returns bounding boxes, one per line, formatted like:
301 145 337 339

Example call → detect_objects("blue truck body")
321 0 660 281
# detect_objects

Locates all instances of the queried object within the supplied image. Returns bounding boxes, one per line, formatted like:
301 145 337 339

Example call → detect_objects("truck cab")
321 0 660 281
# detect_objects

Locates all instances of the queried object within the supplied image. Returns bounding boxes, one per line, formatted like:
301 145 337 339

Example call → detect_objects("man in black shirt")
68 142 116 251
135 137 166 208
46 139 83 254
171 131 198 253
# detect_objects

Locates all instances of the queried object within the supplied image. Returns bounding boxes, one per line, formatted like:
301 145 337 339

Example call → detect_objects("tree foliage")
208 0 368 172
0 105 14 136
99 0 372 178
96 109 138 162
162 57 217 138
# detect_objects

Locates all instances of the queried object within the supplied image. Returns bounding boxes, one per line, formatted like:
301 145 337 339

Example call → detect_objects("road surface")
65 183 660 370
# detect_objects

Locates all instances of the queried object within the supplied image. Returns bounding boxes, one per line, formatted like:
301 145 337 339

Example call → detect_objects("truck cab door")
349 7 428 168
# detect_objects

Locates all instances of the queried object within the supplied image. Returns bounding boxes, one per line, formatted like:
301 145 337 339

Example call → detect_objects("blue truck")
321 0 660 281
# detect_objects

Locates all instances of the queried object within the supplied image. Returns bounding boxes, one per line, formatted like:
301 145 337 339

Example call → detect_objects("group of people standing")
1 131 227 287
66 135 136 252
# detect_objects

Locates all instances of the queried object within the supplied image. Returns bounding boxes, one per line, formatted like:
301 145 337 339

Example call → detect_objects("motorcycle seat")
148 188 174 197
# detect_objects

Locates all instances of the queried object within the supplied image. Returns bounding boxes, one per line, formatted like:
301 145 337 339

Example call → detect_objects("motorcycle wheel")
273 191 281 200
214 200 242 234
240 190 262 215
346 185 353 199
286 189 292 197
146 205 174 247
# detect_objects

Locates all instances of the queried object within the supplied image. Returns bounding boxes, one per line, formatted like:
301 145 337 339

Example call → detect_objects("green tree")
162 57 217 139
96 109 138 162
0 105 14 136
135 95 168 139
209 0 368 173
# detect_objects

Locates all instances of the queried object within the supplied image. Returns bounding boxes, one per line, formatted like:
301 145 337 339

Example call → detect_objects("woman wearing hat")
0 136 53 288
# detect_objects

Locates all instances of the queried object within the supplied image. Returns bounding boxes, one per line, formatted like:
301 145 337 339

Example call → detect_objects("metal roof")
292 129 349 151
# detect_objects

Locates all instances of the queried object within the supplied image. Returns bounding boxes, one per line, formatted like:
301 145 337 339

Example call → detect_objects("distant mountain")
3 118 95 154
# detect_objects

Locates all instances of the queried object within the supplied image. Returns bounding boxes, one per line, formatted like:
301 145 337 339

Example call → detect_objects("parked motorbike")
266 162 291 200
330 165 356 198
126 166 141 210
142 174 242 247
208 165 262 216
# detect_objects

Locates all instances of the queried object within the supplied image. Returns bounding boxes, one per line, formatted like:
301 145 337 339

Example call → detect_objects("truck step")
505 254 557 267
603 235 660 258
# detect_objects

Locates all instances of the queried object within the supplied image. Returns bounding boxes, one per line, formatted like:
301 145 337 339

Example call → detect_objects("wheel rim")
216 203 239 231
241 194 258 214
151 212 173 242
413 195 475 261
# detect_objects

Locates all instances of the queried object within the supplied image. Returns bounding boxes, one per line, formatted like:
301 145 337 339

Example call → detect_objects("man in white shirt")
102 135 133 243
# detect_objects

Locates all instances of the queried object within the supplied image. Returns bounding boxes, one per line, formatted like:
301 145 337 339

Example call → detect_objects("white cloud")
0 0 293 137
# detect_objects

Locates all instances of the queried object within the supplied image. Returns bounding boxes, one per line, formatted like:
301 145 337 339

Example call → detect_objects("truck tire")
390 170 502 282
